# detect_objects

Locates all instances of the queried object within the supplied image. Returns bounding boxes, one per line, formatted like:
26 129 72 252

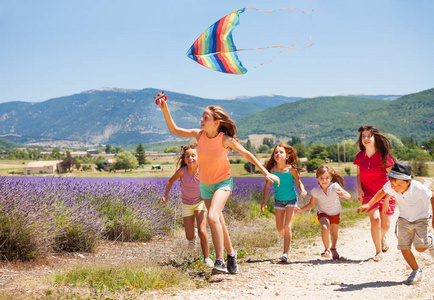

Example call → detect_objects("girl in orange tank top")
157 97 280 275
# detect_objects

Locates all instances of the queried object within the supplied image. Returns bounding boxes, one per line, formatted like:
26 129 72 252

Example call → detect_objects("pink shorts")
363 197 396 215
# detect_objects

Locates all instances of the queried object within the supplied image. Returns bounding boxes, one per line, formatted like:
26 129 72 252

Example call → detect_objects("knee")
321 224 330 231
197 226 207 237
415 247 426 253
207 214 219 226
370 217 380 227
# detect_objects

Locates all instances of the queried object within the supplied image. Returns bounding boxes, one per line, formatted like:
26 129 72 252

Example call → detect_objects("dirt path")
0 179 433 299
150 178 434 300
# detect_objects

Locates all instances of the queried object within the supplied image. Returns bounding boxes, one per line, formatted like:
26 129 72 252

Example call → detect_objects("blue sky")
1 0 433 103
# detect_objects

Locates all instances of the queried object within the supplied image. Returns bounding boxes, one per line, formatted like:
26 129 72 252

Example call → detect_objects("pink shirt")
180 166 202 205
197 131 231 184
354 150 394 202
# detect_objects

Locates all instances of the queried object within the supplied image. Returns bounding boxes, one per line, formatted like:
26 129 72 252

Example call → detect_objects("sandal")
382 238 389 253
372 253 383 262
330 248 340 260
321 249 331 258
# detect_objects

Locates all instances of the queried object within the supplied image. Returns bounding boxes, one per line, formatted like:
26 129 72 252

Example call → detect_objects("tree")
293 143 307 158
105 144 112 154
60 157 81 172
164 146 179 153
288 135 302 146
263 137 274 149
136 143 146 165
112 151 138 172
257 144 270 153
308 144 329 161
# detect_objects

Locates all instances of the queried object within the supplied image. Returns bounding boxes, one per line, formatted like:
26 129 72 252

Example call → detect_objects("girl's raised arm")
290 167 307 197
224 136 280 186
157 99 200 139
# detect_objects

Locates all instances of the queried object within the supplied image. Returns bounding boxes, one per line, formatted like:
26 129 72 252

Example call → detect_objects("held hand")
382 201 389 214
357 189 364 203
357 204 369 214
162 196 168 204
261 202 267 214
294 207 302 214
266 173 280 187
301 189 307 197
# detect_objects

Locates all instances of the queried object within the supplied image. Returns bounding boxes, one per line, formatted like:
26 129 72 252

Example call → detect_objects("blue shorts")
200 177 233 199
274 198 298 210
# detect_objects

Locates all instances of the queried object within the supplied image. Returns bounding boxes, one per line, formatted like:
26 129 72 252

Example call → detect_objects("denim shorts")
200 177 233 199
274 198 298 210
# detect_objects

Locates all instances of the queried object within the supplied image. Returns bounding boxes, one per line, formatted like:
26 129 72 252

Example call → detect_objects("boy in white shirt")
358 161 434 285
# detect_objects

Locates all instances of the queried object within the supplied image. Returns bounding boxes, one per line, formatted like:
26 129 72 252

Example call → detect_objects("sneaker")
405 269 423 285
372 253 383 262
187 229 197 249
212 259 228 274
428 234 434 259
227 250 238 274
204 257 214 268
280 253 288 262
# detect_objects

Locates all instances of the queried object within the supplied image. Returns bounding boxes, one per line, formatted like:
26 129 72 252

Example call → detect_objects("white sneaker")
280 253 288 262
427 234 434 259
204 257 214 268
405 269 422 285
188 229 197 249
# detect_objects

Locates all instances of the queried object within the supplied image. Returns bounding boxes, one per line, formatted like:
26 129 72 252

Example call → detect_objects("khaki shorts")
395 217 430 250
182 200 207 217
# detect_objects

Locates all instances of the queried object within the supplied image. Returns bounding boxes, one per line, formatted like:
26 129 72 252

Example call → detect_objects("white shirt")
311 182 343 216
383 180 432 222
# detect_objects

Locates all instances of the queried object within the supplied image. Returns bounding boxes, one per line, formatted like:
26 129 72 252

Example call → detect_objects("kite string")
245 7 314 15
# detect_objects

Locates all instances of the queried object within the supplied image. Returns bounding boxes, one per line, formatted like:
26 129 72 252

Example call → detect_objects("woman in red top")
354 125 395 261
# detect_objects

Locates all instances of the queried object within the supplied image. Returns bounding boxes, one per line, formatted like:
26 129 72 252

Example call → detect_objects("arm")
291 167 307 197
162 168 184 204
336 187 351 200
381 166 393 213
261 181 272 213
224 136 280 186
356 166 364 202
357 189 388 213
157 99 201 139
296 196 317 213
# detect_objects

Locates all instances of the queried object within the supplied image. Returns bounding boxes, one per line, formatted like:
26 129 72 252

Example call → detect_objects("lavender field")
0 176 357 261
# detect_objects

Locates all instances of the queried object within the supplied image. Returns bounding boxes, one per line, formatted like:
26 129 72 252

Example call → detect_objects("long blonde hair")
206 106 239 141
265 144 303 172
316 164 345 187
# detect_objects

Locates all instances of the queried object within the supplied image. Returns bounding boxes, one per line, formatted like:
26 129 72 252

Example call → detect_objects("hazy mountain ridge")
0 88 430 146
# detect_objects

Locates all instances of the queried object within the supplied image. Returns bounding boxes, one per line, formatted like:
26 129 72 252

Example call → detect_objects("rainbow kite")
186 8 313 75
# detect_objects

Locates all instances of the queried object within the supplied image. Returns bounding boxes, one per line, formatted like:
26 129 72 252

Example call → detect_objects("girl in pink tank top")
162 143 213 267
158 97 280 275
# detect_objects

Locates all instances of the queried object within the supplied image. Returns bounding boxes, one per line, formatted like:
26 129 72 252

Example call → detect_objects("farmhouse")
23 161 61 175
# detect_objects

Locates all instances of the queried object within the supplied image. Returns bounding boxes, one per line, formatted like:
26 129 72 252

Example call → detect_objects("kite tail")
236 36 313 70
245 7 314 15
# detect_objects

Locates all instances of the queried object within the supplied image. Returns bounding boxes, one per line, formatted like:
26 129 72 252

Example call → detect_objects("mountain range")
0 88 432 147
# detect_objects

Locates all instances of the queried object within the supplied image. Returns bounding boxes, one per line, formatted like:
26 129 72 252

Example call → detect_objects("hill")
0 88 287 146
0 136 21 149
236 88 434 144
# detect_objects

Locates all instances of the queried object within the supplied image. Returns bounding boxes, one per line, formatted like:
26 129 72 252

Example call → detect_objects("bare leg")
319 217 331 251
330 223 339 249
275 209 286 237
380 211 391 242
401 249 419 270
183 215 196 241
283 207 296 254
195 210 209 258
368 208 382 255
204 189 232 260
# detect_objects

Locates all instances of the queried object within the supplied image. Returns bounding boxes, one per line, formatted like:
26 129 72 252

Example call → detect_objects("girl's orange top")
197 131 231 184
